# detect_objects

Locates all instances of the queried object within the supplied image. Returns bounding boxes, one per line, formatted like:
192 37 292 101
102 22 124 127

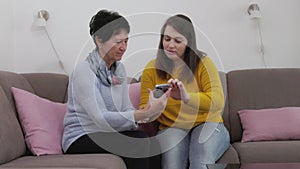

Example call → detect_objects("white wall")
1 0 300 77
0 0 14 71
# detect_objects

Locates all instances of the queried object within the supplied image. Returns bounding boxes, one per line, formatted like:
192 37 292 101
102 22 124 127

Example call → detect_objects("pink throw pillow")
238 107 300 142
11 87 67 156
128 82 141 109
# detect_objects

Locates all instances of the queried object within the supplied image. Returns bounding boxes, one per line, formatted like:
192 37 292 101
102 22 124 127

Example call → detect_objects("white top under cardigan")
62 60 137 152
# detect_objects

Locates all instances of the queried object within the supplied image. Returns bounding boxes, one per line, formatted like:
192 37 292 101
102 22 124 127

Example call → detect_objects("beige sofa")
0 68 300 168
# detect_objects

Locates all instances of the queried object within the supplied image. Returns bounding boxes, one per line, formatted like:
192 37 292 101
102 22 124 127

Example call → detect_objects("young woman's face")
97 29 129 66
162 25 188 61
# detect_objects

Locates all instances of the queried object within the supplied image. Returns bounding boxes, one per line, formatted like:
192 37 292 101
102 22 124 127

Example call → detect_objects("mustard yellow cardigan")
139 56 224 130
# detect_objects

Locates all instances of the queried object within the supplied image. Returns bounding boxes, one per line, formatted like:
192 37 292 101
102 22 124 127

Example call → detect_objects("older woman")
62 9 170 169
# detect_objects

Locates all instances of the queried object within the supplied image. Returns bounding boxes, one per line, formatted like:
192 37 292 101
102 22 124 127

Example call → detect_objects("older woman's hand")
136 88 171 123
146 88 171 121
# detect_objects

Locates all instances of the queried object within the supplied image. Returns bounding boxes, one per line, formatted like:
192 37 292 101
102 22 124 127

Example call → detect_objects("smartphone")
153 84 170 98
155 84 170 92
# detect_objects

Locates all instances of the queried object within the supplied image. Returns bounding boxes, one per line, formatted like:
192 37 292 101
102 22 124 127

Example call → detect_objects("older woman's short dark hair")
89 9 130 43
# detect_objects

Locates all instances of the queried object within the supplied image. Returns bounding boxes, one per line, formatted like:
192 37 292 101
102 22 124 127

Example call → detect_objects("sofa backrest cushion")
227 68 300 142
0 87 26 164
0 71 68 113
21 73 69 103
0 71 35 114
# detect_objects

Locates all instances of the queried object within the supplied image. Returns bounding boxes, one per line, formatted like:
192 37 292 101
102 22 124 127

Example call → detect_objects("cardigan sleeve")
139 60 157 110
187 57 224 113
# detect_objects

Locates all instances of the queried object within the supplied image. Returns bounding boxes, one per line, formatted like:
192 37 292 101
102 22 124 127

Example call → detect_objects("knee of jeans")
196 123 219 144
198 154 217 164
196 143 229 164
162 153 188 169
195 141 221 163
190 157 211 169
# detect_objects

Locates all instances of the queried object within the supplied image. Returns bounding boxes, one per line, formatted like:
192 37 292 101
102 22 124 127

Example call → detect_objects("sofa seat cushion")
240 163 300 169
232 140 300 163
0 154 126 169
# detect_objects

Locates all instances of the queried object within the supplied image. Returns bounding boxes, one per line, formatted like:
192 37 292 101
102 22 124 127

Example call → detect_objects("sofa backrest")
0 71 69 164
0 71 35 114
0 87 26 164
218 71 230 133
227 68 300 142
21 73 69 103
0 71 69 115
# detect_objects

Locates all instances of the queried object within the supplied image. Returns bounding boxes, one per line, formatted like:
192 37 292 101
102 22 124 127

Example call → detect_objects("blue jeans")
157 123 230 169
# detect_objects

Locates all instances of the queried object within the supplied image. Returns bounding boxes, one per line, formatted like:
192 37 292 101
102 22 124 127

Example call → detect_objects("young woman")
62 9 170 169
139 14 230 169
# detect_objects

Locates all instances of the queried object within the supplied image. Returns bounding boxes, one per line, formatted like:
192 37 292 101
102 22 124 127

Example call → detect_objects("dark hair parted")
89 9 130 44
155 14 206 83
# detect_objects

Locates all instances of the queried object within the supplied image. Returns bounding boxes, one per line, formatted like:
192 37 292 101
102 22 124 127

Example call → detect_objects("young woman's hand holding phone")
167 78 190 104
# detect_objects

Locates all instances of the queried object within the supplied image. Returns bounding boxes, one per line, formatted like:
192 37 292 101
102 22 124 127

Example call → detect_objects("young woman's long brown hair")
155 14 206 83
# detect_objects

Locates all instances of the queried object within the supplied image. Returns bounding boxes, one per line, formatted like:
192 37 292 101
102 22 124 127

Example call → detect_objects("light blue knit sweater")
62 60 137 152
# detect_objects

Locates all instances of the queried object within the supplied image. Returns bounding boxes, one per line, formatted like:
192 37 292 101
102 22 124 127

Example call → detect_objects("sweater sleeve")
71 62 136 132
187 57 224 113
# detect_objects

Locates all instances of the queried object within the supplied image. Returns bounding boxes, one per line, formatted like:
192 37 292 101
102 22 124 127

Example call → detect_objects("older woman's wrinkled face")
96 29 128 67
163 25 188 61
